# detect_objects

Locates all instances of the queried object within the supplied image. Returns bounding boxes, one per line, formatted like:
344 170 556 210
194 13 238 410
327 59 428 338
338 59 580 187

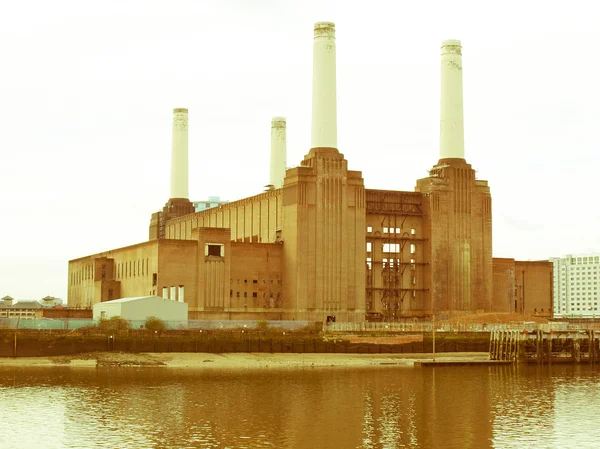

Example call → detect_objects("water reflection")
0 365 599 448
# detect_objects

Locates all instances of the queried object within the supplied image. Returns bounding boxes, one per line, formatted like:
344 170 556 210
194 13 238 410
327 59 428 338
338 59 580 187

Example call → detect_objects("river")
1 363 599 448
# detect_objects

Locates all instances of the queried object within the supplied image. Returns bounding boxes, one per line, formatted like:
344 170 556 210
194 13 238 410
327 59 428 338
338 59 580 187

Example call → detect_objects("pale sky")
1 0 599 302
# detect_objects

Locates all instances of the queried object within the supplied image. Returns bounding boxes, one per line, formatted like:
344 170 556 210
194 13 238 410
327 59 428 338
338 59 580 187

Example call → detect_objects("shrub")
256 320 270 331
145 316 167 332
99 316 131 332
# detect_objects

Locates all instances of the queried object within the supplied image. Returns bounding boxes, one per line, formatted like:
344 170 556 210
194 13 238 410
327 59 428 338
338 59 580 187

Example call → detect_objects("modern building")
193 196 229 213
551 254 600 318
68 22 553 322
92 296 188 325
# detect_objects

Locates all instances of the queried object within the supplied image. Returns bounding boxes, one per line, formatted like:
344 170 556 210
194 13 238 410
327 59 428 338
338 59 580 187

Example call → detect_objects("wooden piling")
589 331 594 364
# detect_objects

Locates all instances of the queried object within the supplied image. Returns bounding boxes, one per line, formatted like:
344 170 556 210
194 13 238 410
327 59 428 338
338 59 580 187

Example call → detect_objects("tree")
145 316 167 332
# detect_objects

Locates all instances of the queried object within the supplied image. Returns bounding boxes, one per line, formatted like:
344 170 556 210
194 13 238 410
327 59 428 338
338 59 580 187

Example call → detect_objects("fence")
325 321 600 333
3 318 600 333
0 318 315 331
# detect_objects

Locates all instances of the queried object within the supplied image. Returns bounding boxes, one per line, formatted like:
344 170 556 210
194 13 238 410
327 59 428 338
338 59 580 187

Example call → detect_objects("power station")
68 22 553 321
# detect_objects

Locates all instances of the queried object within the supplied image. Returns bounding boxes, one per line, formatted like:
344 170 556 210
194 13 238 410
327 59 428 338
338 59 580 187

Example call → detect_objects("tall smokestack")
270 117 287 188
170 108 189 199
311 22 337 150
440 40 465 160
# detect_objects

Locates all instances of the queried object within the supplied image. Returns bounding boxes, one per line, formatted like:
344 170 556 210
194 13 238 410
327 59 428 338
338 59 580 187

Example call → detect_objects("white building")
93 296 188 326
192 196 229 212
551 254 600 318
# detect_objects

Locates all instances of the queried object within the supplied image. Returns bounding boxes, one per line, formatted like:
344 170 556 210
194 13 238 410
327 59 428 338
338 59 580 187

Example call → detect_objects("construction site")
67 22 553 323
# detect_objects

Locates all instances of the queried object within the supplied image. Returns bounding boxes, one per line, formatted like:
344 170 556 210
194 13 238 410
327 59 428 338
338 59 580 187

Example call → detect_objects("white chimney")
170 108 189 199
270 117 287 189
311 22 337 149
439 40 465 160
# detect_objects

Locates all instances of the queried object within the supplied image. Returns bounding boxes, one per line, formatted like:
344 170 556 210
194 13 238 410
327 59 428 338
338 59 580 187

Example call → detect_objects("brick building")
68 23 552 322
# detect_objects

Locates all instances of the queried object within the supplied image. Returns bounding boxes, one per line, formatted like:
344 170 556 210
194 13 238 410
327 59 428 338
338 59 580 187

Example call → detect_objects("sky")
1 0 599 302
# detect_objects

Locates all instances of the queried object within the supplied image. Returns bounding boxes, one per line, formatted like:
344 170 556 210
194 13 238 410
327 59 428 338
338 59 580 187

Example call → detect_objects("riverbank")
0 351 489 369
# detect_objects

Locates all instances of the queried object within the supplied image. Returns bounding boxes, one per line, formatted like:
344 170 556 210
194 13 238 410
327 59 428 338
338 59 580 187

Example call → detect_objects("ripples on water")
0 364 599 449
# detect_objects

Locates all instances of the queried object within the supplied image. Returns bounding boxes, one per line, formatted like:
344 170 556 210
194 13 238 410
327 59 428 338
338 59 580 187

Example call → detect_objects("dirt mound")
442 313 549 325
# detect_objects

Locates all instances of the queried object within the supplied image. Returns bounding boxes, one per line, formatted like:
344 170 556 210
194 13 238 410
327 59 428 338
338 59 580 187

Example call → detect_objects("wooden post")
13 332 17 357
535 329 542 365
432 314 436 362
489 330 494 359
548 334 553 364
575 338 581 363
497 331 502 360
589 331 594 364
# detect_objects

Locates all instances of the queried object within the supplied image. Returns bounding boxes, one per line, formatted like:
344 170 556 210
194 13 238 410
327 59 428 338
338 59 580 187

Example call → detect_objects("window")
162 287 169 299
170 286 177 301
367 226 373 233
178 285 185 303
244 292 248 298
383 243 400 253
152 273 157 286
366 242 372 252
383 227 388 233
366 257 372 270
206 243 224 257
410 228 416 235
253 292 258 298
410 244 416 254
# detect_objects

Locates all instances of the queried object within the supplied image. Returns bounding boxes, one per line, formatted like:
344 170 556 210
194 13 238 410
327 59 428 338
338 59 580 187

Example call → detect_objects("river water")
1 363 599 449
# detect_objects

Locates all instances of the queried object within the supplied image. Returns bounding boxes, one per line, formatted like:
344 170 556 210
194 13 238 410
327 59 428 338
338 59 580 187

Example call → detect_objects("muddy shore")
0 352 488 369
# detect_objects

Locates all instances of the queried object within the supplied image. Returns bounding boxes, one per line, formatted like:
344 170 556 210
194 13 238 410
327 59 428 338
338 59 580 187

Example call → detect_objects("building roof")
97 296 171 305
10 301 42 309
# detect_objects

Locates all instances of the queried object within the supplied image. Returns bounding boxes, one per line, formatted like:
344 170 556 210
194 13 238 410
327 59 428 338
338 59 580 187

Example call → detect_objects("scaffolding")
365 190 428 321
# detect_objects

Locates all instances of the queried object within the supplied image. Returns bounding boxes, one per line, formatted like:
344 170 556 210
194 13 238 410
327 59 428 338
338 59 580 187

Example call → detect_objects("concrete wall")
515 260 553 317
492 258 515 313
69 241 157 308
165 189 282 244
156 240 198 306
416 159 492 314
229 242 283 313
282 148 365 322
69 240 196 308
192 227 231 311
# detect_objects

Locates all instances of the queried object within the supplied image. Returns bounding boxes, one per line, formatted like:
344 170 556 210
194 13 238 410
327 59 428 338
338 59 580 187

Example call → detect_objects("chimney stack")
270 117 287 189
170 108 189 199
311 22 337 150
439 40 465 160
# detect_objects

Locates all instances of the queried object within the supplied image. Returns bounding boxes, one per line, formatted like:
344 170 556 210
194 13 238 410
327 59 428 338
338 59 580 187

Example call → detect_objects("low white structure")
93 296 188 325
